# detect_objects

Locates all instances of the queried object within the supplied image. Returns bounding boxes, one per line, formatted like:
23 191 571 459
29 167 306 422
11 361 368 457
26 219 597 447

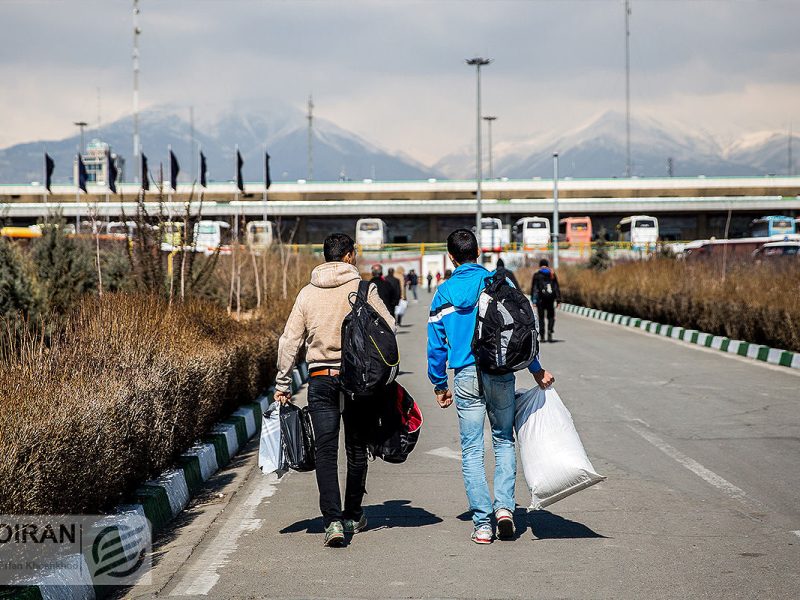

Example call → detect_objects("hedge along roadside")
559 303 800 370
1 365 309 600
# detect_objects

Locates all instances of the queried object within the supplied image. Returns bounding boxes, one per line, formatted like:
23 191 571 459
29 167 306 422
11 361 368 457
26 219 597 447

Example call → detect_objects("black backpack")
538 271 556 301
472 270 539 375
340 280 400 395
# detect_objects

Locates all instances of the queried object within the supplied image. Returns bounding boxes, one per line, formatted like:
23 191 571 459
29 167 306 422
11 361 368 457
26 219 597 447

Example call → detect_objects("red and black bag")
368 382 423 464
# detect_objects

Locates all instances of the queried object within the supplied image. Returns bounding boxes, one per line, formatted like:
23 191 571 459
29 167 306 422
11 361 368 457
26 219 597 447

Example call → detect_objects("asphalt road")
126 291 800 599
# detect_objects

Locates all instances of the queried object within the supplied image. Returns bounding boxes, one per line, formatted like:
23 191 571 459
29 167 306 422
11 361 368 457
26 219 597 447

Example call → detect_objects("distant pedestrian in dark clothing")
530 259 561 343
495 258 519 289
371 264 399 316
444 269 452 280
427 272 434 293
407 269 419 301
386 267 403 325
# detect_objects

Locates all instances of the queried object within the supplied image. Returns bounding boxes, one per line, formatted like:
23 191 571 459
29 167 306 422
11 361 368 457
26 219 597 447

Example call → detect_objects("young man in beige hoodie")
274 233 395 547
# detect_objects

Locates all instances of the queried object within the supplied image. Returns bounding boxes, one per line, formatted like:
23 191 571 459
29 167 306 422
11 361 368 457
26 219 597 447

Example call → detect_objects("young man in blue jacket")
427 229 555 544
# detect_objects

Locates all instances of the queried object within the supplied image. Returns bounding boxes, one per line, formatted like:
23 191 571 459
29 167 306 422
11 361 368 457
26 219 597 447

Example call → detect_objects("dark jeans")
537 300 556 337
409 284 418 300
306 375 374 527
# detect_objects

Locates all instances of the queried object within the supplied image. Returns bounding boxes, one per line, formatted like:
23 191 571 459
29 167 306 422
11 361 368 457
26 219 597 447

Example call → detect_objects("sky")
0 0 798 165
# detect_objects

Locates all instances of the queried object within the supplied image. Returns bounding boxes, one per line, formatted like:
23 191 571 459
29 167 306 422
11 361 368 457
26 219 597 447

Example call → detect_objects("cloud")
0 0 798 163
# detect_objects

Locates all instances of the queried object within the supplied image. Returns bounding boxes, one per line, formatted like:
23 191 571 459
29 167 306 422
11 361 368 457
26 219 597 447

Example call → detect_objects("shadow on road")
280 500 442 534
527 509 605 539
456 507 604 540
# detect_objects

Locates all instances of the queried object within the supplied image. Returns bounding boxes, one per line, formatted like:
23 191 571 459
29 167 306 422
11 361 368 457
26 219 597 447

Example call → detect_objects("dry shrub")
560 259 800 352
0 251 320 515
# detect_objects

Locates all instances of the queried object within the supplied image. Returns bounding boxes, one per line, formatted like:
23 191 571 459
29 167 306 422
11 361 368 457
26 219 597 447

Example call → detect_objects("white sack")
258 401 283 474
515 387 605 510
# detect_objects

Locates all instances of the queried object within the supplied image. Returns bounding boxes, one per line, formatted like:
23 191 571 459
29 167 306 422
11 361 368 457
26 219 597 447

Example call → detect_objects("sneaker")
471 524 494 545
495 508 515 540
324 521 345 547
343 514 368 534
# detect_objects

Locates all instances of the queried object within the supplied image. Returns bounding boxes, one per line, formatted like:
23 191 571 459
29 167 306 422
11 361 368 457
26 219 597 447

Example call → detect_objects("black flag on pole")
141 153 150 191
170 150 180 190
200 151 207 188
265 152 272 190
107 150 119 194
76 154 88 193
44 153 55 193
236 150 244 192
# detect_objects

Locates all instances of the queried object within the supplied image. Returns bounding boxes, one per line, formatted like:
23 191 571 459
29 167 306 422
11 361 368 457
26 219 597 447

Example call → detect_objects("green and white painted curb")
6 364 309 600
560 303 800 370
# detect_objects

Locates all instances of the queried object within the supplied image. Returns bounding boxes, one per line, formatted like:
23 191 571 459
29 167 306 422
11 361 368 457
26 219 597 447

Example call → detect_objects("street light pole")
74 121 88 154
483 115 497 181
552 152 559 270
133 0 141 181
466 57 492 244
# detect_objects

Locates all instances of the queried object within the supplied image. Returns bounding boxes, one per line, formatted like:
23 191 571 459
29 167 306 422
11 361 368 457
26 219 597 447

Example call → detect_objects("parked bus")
479 217 510 252
747 215 796 238
512 217 550 250
560 217 592 246
193 220 232 255
246 220 275 250
355 218 389 249
617 215 659 250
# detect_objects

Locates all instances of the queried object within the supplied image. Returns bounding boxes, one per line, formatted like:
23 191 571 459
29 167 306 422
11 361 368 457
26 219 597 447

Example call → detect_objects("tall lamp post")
466 57 492 244
552 152 560 270
74 121 88 154
483 115 497 181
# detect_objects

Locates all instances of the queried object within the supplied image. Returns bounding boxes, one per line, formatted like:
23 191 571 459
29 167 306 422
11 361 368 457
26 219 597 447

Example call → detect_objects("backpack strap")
357 279 371 303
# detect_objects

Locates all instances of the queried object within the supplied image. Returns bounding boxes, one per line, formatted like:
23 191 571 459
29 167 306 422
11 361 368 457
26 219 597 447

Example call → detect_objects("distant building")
73 139 125 186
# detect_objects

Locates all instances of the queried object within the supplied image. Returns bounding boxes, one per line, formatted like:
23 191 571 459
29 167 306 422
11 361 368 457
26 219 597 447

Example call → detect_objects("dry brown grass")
559 259 800 352
0 251 320 514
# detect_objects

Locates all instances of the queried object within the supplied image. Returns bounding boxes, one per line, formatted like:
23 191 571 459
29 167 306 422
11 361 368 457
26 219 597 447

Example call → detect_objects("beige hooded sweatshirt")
275 261 396 393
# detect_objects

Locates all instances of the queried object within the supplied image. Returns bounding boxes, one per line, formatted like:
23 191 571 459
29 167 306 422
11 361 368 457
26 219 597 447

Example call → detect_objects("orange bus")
560 217 592 246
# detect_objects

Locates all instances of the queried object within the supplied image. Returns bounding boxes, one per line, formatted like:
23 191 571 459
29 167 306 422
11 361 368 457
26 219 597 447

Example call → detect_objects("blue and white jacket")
427 262 543 388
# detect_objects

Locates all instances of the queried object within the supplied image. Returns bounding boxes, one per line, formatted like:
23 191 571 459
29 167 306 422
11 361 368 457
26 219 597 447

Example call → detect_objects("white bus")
512 217 550 250
246 220 275 250
355 218 389 249
618 215 659 250
193 220 232 255
479 217 510 252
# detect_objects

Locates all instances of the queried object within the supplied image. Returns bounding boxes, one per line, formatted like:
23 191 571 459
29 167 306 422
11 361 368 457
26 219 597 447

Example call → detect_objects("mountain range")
0 104 796 184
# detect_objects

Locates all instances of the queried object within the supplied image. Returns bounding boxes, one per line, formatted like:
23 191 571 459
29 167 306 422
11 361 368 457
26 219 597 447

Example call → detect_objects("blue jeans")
453 365 516 527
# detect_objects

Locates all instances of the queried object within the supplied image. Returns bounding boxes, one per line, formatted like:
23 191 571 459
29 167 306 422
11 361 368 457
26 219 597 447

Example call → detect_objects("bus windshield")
360 222 380 231
571 223 588 231
526 221 546 229
198 224 217 234
482 221 500 230
635 219 656 228
773 219 794 231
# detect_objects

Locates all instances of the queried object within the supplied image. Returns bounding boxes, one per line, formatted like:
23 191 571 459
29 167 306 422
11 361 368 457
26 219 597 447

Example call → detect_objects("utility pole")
132 0 141 180
307 94 314 181
74 121 88 153
789 124 794 177
625 0 632 178
552 152 560 270
466 57 492 243
96 88 102 135
483 115 497 181
190 106 195 182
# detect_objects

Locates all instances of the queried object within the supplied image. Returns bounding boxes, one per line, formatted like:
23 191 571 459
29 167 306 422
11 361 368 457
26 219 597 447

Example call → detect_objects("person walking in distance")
407 269 419 301
531 258 561 343
494 258 519 289
427 271 434 293
275 234 395 547
370 264 399 317
386 267 404 326
427 229 555 544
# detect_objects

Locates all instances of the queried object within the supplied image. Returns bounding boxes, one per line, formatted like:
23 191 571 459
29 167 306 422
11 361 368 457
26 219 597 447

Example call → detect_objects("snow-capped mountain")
434 111 798 179
0 101 437 184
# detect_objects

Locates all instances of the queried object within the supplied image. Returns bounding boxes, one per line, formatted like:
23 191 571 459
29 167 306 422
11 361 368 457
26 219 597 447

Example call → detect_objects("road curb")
7 364 309 600
560 303 800 370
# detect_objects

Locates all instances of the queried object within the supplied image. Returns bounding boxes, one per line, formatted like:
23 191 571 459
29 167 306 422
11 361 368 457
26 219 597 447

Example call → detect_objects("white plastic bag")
515 387 605 510
395 298 408 317
258 401 284 474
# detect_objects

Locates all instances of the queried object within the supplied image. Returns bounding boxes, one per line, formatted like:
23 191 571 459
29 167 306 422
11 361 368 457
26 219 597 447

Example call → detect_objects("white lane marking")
169 473 281 596
625 420 763 510
427 446 462 461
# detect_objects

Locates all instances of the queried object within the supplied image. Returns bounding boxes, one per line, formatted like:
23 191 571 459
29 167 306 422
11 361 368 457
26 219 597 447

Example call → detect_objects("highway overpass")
2 176 798 242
